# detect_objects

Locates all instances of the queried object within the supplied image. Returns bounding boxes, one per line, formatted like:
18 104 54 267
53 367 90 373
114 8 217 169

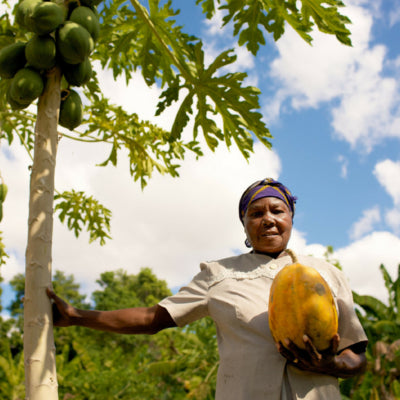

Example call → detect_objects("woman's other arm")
46 288 177 335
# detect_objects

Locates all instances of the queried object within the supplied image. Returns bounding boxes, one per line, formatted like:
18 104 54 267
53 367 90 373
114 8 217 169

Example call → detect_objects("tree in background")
0 0 353 397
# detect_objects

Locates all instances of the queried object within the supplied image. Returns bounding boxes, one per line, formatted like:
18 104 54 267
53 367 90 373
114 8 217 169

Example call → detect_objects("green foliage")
93 267 172 309
341 264 400 400
82 79 203 188
353 264 400 343
0 345 25 399
0 230 7 267
156 44 271 159
54 189 112 245
197 0 352 55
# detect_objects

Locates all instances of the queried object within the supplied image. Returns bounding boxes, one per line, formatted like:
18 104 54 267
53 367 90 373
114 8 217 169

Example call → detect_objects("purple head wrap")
239 178 297 224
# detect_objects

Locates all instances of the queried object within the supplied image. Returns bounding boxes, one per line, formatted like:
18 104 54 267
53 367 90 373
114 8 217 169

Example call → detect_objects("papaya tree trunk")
24 66 61 400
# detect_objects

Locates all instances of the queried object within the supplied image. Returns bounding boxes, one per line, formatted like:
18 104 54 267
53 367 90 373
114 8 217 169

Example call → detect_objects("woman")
47 178 368 399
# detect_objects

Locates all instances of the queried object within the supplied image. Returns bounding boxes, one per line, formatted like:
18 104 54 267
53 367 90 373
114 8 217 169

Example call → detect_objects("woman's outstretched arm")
46 288 177 335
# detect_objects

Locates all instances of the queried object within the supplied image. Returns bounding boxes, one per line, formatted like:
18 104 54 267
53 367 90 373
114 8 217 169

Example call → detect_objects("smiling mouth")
261 232 278 237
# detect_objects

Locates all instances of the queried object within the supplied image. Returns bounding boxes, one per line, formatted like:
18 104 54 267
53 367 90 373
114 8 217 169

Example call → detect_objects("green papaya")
0 42 27 79
69 6 100 42
0 183 8 203
6 85 32 110
62 57 92 86
29 1 66 35
59 89 83 130
56 21 94 64
9 67 44 105
25 34 56 70
15 0 42 29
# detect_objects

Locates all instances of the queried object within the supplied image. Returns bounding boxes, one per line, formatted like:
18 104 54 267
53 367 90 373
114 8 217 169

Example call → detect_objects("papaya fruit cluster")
0 0 101 130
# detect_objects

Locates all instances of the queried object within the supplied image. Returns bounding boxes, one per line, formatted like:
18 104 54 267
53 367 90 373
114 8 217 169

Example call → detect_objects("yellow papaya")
56 21 94 64
268 249 338 351
0 42 27 79
59 89 83 130
25 34 56 70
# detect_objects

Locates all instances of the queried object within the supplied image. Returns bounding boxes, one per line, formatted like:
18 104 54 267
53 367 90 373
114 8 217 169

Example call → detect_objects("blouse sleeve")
158 264 210 327
334 268 368 352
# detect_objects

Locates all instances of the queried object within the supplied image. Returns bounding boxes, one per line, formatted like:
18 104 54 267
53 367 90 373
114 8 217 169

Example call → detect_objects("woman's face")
243 196 293 256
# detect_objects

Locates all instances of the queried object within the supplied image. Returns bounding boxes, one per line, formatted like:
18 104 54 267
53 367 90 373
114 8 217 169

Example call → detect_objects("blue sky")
1 0 400 312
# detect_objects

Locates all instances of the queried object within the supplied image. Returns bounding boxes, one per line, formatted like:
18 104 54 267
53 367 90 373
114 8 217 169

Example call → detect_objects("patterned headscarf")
239 178 297 224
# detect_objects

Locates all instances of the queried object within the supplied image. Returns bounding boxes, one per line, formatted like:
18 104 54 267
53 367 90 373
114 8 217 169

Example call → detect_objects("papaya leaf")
379 263 394 305
372 320 400 337
54 190 112 246
195 0 215 19
300 0 352 45
352 292 390 321
199 0 352 56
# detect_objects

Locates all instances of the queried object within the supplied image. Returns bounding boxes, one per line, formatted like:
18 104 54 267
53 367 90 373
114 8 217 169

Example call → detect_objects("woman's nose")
262 213 274 226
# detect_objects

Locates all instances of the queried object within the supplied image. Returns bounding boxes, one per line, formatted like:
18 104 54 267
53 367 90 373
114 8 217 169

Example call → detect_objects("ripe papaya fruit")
29 1 66 35
15 0 42 29
62 57 92 86
59 89 83 130
69 6 100 42
9 67 44 106
0 42 27 79
268 249 338 351
25 34 56 70
56 21 94 64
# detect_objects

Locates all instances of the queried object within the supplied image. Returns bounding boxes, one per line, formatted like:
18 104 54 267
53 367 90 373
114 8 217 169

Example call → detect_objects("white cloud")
373 159 400 235
389 5 400 27
334 231 400 302
265 3 400 151
203 8 226 37
374 159 400 204
337 155 349 178
384 208 400 234
349 206 381 240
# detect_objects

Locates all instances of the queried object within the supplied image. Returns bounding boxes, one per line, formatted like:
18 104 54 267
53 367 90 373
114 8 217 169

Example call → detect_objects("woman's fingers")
303 335 322 361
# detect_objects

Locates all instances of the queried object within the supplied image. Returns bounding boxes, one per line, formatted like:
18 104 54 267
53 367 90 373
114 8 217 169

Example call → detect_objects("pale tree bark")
24 66 61 400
